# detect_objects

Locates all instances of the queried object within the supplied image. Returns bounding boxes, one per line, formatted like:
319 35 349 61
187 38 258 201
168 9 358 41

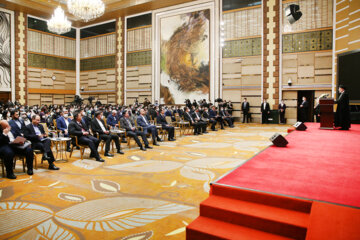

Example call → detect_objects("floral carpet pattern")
0 123 289 240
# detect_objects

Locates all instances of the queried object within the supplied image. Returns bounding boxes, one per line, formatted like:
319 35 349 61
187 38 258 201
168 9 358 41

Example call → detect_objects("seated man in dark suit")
209 106 224 129
184 107 202 135
91 111 124 157
56 110 71 151
0 121 16 179
219 107 234 128
137 109 161 146
192 108 208 134
9 110 26 137
68 112 105 162
120 110 152 151
24 115 59 170
157 109 175 141
202 107 217 131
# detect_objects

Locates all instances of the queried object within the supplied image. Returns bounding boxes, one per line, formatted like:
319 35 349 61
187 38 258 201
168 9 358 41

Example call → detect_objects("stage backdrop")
153 0 217 105
0 10 11 90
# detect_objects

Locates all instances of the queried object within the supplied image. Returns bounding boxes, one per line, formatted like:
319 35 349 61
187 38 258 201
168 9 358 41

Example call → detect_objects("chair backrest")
103 117 107 128
165 116 172 123
40 123 49 134
53 119 57 130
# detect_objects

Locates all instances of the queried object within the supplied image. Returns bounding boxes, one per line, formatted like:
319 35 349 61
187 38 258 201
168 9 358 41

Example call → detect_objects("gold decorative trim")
18 12 26 105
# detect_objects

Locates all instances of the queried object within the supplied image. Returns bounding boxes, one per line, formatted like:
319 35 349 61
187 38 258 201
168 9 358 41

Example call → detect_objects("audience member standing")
299 96 309 122
278 100 286 124
241 98 250 123
334 85 351 130
261 99 270 124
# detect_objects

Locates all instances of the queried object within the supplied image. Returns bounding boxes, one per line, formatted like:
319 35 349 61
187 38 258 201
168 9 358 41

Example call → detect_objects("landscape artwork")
0 10 11 90
160 9 210 104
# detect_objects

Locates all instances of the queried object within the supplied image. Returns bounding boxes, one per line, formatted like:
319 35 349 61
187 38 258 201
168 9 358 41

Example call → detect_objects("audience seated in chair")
24 115 59 170
91 111 124 156
68 111 105 162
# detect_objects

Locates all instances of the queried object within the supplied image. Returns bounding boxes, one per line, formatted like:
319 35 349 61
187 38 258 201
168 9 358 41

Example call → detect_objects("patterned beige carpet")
0 123 289 240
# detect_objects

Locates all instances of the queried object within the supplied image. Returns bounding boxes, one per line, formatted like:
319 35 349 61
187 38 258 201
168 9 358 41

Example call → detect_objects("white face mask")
81 112 86 116
64 114 68 118
7 113 10 117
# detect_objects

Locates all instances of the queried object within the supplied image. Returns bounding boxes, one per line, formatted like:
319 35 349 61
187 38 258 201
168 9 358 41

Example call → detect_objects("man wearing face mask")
21 112 31 125
57 110 71 151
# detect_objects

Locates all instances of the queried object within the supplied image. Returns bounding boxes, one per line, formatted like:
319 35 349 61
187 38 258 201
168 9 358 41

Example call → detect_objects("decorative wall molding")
16 12 27 104
116 17 124 105
263 0 280 109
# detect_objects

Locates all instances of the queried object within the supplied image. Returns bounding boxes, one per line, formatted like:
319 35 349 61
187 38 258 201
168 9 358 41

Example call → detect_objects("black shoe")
117 150 125 154
7 173 16 179
49 164 60 170
121 139 127 143
145 145 153 149
230 126 234 128
153 142 160 146
212 129 218 131
104 152 114 157
66 147 71 152
221 128 225 130
140 146 146 151
76 146 80 150
203 131 209 134
27 169 33 175
169 138 176 141
96 158 105 162
194 132 199 135
157 138 163 142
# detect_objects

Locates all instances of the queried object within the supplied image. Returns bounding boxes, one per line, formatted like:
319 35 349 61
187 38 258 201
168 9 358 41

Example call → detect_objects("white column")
76 28 80 96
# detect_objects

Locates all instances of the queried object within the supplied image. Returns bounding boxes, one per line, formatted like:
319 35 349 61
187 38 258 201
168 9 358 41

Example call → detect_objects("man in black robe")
334 85 351 130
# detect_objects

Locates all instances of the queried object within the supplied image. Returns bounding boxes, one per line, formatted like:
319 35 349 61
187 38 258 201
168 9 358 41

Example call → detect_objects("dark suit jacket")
157 114 169 126
202 111 211 119
241 102 250 112
107 114 118 127
91 118 109 135
9 119 26 138
69 120 89 137
209 110 218 119
184 112 195 122
137 115 151 128
278 103 286 112
261 103 270 113
120 117 136 132
24 124 46 143
0 127 11 146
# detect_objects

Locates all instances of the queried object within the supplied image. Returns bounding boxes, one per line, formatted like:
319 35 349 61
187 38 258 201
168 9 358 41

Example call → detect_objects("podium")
319 98 334 129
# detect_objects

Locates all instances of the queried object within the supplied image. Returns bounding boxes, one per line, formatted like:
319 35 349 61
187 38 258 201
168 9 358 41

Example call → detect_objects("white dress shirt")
96 118 107 132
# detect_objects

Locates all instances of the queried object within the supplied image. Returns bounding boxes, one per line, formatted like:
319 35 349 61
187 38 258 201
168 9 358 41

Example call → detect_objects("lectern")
319 98 334 129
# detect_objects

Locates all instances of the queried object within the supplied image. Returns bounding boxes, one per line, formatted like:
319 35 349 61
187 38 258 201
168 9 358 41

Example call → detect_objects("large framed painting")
153 1 218 105
0 8 14 95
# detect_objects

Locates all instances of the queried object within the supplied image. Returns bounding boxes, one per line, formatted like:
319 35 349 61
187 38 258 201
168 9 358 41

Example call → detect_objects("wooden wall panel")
80 69 116 91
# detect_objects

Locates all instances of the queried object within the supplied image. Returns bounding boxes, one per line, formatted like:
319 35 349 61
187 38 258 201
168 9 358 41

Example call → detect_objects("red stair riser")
200 204 307 240
211 185 312 213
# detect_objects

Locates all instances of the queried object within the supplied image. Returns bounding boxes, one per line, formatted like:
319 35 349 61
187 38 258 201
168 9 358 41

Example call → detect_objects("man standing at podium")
334 85 350 130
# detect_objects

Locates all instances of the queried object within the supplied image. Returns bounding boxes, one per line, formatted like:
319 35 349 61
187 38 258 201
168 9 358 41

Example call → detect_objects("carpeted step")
186 216 294 240
200 195 309 240
211 184 312 213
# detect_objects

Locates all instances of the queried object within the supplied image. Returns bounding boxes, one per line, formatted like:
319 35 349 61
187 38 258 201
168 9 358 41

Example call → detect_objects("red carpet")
187 123 360 239
217 123 360 208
